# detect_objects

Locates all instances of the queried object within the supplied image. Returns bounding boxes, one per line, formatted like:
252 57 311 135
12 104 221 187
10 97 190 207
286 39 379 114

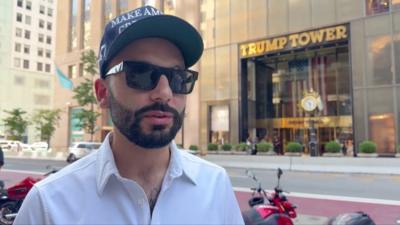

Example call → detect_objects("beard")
108 91 184 149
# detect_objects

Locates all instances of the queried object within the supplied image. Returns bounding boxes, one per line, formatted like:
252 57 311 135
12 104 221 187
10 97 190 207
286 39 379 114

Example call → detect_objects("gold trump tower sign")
240 24 348 58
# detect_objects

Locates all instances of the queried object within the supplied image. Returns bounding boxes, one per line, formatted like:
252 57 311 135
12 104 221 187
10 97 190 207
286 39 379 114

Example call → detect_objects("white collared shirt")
14 134 244 225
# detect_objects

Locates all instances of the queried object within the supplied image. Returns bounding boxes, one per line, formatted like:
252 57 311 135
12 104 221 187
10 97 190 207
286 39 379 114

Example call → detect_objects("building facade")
0 0 56 143
55 0 400 156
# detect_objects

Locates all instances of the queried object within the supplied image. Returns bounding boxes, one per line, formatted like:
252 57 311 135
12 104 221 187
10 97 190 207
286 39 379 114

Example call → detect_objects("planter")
322 152 343 157
357 153 378 158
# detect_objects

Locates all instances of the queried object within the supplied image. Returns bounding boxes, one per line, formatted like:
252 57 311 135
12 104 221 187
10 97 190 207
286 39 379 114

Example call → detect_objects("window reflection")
83 0 91 49
69 0 78 50
366 35 393 85
365 0 390 15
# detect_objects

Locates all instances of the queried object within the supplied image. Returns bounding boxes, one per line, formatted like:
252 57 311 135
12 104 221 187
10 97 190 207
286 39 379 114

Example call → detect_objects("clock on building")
300 90 320 112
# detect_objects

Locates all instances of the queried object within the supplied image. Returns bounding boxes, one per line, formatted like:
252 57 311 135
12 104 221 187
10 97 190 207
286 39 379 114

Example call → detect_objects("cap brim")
104 15 203 74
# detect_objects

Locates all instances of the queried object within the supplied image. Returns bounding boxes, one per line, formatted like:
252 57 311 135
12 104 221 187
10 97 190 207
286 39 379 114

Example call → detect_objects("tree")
73 50 101 142
2 108 29 141
32 109 62 147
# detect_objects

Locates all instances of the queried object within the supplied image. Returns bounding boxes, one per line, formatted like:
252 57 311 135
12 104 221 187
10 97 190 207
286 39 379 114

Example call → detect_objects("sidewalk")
5 150 400 175
202 154 400 175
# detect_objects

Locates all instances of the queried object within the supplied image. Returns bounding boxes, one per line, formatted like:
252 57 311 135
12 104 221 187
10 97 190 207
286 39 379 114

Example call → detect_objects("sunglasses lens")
125 62 155 90
124 61 197 94
170 71 195 94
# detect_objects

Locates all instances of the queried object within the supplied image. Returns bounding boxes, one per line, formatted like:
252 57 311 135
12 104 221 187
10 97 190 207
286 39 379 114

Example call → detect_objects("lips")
143 110 173 125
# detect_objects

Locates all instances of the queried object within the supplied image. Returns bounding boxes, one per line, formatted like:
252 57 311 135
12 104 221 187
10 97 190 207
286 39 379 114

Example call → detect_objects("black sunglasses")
105 61 198 94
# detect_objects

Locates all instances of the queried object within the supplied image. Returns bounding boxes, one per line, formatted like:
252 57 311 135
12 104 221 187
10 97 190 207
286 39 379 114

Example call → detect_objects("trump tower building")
54 0 400 156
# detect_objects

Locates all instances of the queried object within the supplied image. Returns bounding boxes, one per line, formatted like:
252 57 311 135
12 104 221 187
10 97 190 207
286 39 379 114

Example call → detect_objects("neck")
109 130 171 181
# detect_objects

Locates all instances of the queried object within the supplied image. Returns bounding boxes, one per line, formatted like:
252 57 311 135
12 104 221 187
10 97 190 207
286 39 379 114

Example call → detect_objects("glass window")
39 19 45 28
16 13 22 22
37 62 43 71
70 0 78 50
40 5 45 14
47 22 52 31
15 28 22 37
38 34 44 42
17 0 23 7
26 1 31 10
15 43 21 52
366 0 390 15
38 48 43 56
23 45 30 54
210 105 230 144
24 30 30 39
83 0 91 49
367 87 395 154
25 15 31 25
45 64 51 72
23 59 29 69
366 35 393 85
47 8 53 17
45 50 51 58
68 65 77 79
14 58 21 67
46 36 52 44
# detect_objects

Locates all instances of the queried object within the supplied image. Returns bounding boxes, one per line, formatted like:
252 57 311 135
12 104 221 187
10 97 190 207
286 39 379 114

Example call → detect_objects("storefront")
238 24 353 155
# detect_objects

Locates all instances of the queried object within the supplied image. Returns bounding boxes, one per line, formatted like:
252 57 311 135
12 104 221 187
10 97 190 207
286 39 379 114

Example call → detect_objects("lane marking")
2 169 44 175
234 187 400 206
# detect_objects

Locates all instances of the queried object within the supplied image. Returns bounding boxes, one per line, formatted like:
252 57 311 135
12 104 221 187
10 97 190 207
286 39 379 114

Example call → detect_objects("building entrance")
241 44 353 155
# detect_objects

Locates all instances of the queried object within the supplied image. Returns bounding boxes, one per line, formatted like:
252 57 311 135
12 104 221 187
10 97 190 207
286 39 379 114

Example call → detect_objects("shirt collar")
96 133 197 195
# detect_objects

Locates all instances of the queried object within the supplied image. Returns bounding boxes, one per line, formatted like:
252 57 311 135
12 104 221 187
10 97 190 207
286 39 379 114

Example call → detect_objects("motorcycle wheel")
0 202 17 225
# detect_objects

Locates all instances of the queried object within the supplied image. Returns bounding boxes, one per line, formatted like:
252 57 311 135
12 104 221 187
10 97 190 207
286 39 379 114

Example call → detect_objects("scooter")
242 168 297 225
0 168 57 225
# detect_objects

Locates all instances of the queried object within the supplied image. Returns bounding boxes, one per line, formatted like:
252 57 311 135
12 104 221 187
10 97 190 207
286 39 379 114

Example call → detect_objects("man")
14 5 244 225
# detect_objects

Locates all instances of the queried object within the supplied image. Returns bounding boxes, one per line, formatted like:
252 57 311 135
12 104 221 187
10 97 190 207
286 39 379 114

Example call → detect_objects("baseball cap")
98 5 204 78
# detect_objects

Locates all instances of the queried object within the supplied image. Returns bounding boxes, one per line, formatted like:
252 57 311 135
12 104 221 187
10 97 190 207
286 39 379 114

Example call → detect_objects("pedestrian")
0 146 4 169
14 6 244 225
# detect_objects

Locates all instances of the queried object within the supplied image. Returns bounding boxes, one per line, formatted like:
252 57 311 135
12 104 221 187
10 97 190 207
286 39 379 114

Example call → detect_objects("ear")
94 78 109 109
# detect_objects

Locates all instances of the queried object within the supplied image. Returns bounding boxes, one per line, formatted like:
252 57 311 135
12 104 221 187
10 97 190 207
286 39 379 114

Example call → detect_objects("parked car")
66 142 102 163
30 142 50 152
0 140 30 152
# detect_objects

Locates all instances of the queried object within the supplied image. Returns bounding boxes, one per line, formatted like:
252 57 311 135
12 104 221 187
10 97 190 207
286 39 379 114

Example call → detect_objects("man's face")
98 38 187 149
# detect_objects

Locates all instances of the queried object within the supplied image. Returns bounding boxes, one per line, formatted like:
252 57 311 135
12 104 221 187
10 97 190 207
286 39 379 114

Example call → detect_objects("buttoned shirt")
14 134 244 225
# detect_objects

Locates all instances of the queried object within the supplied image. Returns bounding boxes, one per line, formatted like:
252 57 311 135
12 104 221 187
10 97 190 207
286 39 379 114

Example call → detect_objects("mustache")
134 103 181 119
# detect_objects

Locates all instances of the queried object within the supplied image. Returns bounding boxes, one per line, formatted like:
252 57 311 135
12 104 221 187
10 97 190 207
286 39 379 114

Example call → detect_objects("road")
2 158 400 224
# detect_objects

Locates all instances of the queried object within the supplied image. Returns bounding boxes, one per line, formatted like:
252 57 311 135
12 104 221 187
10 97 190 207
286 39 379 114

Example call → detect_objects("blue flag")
55 67 73 90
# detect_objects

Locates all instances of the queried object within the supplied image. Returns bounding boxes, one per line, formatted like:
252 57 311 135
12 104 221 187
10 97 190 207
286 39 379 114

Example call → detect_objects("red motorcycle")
0 168 57 225
242 168 297 225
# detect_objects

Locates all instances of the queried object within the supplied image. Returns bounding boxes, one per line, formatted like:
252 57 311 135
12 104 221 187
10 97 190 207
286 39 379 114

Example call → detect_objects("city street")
2 157 400 224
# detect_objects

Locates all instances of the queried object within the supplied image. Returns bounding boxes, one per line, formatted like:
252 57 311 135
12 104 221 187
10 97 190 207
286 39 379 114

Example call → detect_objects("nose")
149 75 172 103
